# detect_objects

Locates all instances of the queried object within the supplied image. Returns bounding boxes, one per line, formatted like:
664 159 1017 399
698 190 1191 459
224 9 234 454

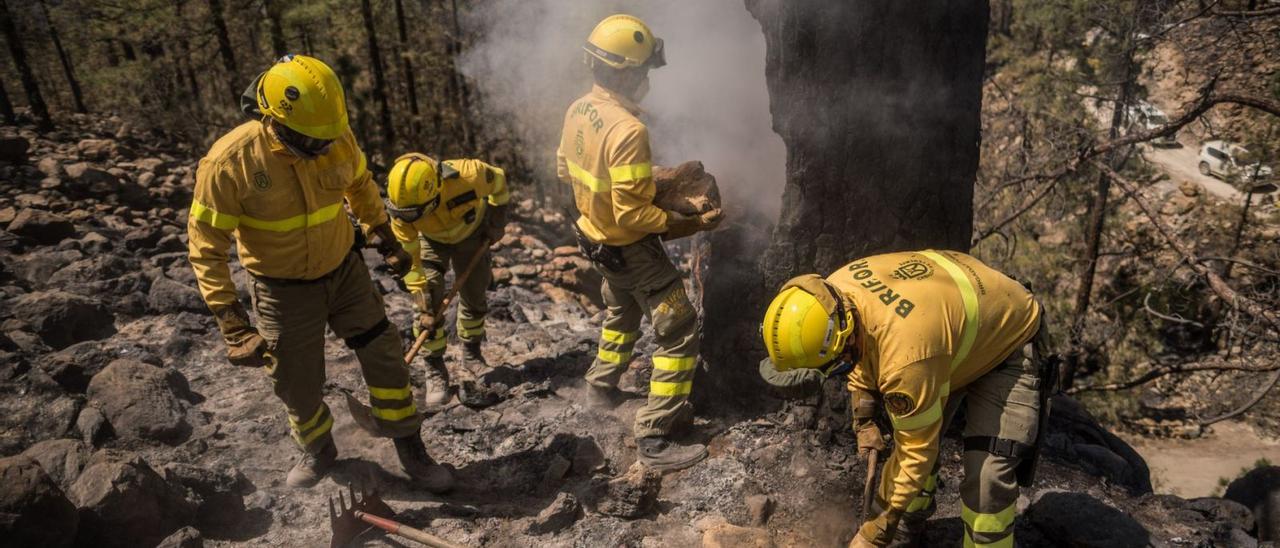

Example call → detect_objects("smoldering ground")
458 0 786 219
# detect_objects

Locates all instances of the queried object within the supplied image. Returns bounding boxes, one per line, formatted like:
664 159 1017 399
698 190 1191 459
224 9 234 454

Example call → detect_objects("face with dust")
459 0 785 219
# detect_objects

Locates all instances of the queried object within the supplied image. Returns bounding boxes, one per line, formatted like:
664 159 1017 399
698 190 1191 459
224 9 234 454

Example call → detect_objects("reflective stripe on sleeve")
653 356 696 372
191 200 240 230
921 250 980 372
889 397 942 431
608 162 652 182
650 380 692 397
566 160 610 192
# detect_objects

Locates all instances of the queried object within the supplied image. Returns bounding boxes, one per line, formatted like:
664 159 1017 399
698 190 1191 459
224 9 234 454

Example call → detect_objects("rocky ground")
1 112 1277 547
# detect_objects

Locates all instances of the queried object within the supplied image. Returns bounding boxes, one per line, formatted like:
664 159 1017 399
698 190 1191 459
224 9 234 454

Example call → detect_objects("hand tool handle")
356 511 467 548
860 449 879 526
403 238 492 365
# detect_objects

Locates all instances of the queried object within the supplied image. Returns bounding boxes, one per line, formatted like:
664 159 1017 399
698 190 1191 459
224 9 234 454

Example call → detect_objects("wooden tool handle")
860 449 879 526
355 511 466 548
402 238 491 365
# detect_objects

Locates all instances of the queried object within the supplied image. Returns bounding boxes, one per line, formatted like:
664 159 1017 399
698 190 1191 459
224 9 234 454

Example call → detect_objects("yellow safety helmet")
761 275 856 371
584 14 666 70
385 153 458 222
255 55 349 140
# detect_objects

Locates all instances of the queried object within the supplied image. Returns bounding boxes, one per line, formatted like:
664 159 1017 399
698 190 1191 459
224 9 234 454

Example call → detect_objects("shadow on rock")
1025 491 1150 547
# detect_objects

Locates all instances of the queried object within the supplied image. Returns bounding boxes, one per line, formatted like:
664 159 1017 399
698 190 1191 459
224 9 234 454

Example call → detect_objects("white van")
1198 140 1274 187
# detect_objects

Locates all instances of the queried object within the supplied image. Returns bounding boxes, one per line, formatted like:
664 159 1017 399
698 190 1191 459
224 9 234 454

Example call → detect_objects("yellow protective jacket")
188 120 386 308
556 84 669 246
392 158 510 294
837 251 1040 526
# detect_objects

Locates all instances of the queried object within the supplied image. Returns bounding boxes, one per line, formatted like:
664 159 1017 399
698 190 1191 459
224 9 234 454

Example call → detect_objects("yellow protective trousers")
409 229 492 357
584 236 699 439
251 252 420 452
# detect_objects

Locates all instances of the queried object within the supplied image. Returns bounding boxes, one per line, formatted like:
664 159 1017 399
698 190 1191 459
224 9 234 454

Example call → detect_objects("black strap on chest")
446 190 478 210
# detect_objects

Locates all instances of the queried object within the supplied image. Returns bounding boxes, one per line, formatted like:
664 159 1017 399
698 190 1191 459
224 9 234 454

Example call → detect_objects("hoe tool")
860 448 880 526
328 484 466 548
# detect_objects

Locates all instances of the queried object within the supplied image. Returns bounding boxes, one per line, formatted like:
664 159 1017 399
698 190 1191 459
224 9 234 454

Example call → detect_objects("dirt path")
1123 421 1280 498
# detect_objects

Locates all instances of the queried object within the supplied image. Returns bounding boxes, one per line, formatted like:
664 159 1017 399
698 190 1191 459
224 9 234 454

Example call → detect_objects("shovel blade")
344 391 385 436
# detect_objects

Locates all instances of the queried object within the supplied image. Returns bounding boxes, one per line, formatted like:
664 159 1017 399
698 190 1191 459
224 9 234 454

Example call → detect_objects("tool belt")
965 304 1058 487
574 225 627 272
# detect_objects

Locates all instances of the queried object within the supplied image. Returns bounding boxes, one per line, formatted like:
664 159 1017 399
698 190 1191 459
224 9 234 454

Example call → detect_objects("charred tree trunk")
0 80 14 124
207 0 240 102
265 0 286 58
394 0 419 117
360 0 395 158
696 0 989 409
445 0 474 151
0 0 53 129
37 0 86 113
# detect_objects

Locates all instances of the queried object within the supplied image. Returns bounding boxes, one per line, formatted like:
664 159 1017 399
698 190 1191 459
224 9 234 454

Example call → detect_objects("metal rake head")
328 483 396 548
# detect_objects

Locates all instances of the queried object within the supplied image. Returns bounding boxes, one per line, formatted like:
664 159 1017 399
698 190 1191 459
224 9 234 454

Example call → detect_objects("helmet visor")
648 37 666 68
273 122 334 157
385 195 440 223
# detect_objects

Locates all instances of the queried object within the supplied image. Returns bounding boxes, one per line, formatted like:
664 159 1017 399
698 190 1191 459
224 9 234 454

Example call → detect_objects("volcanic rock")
9 290 115 349
86 359 196 444
0 135 30 164
68 450 196 548
1225 465 1280 541
7 208 75 245
19 439 91 492
0 456 78 547
156 526 203 548
526 492 581 535
593 462 661 519
702 523 774 548
147 276 207 314
1025 491 1150 547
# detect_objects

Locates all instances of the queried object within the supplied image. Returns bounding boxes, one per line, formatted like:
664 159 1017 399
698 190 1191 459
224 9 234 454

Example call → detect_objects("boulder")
0 391 81 455
147 276 207 314
527 492 581 535
75 139 116 161
11 248 83 284
1025 491 1150 547
7 208 76 245
37 157 62 178
1225 465 1280 541
19 439 91 492
75 406 110 447
67 450 195 548
9 291 115 349
161 463 255 537
86 359 196 444
135 157 169 176
592 462 661 519
654 161 723 217
0 456 78 547
156 526 202 548
0 135 30 164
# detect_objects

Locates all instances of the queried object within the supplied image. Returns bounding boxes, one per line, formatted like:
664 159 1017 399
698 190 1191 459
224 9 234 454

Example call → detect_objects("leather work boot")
393 435 455 494
586 383 624 409
286 440 337 489
636 436 707 472
421 356 455 410
461 341 487 369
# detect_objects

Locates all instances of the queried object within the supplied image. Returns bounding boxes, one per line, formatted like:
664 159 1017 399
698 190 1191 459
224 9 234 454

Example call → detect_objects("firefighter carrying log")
187 55 452 492
384 152 510 409
758 250 1056 547
556 14 723 472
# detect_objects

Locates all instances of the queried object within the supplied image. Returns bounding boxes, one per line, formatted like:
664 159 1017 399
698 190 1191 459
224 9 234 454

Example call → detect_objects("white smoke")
458 0 785 218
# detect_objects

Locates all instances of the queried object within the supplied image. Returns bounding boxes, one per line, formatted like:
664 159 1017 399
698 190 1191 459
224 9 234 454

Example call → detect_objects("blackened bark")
696 1 989 410
752 0 986 283
360 0 395 156
207 0 240 102
265 0 286 58
0 79 13 124
446 0 474 150
394 0 419 116
37 0 85 113
0 0 53 129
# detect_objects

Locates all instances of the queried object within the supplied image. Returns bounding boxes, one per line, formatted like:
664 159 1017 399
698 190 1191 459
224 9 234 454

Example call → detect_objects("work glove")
663 209 725 241
757 358 825 399
411 291 436 339
211 303 270 367
856 422 887 462
369 222 413 278
847 532 878 548
484 204 509 244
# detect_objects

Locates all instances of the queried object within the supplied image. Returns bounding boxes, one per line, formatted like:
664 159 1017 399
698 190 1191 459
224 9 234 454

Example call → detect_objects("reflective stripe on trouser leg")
634 275 699 439
327 253 422 439
585 277 642 389
962 502 1015 547
288 402 334 451
457 317 486 342
422 327 447 357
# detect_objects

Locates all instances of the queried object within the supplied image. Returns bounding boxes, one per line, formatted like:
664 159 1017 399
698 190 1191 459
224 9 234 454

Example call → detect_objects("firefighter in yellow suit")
188 55 452 492
555 15 721 471
758 250 1050 547
385 153 510 408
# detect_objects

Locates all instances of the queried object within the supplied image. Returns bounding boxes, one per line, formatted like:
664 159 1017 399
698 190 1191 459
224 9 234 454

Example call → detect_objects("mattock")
328 483 466 548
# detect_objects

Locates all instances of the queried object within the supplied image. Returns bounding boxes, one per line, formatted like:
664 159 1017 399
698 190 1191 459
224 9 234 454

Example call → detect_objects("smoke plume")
458 0 785 218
